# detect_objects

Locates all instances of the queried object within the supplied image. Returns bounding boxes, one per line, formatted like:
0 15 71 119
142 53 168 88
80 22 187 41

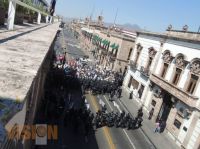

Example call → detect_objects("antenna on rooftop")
113 8 118 27
100 9 103 16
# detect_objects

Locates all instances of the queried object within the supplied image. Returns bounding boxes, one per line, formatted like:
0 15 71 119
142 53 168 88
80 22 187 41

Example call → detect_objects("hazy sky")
52 0 200 32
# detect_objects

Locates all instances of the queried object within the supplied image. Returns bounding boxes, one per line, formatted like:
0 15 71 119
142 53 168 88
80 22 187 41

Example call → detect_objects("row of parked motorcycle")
93 106 143 130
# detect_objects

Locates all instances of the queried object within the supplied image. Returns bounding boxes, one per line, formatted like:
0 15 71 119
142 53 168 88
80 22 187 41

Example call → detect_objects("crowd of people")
42 29 149 143
56 54 124 100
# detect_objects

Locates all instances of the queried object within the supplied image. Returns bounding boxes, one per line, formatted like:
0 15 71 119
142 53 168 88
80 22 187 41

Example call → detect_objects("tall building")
123 31 161 104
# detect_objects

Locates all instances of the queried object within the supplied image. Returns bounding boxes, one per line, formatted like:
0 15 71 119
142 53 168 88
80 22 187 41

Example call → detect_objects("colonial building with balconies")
137 29 200 149
80 26 136 74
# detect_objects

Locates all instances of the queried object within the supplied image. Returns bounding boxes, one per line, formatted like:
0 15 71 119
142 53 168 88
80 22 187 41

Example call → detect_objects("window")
161 63 168 78
138 85 144 98
135 51 140 64
146 57 153 70
172 68 182 85
151 100 156 107
114 49 118 57
127 48 133 60
174 119 181 129
128 76 133 88
186 74 199 94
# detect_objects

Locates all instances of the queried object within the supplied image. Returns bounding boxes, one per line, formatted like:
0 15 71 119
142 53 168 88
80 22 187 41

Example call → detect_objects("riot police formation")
94 105 143 130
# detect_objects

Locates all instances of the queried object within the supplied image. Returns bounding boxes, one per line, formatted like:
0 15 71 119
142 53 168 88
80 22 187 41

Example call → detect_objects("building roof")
137 30 200 44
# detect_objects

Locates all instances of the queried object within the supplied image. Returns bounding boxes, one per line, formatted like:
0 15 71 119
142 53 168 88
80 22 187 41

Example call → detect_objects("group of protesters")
60 57 124 100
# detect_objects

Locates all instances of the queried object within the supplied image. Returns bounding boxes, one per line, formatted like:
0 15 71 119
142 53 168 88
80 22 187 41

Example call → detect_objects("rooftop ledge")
0 23 59 101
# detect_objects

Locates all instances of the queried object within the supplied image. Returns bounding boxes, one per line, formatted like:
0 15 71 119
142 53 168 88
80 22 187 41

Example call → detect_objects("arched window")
127 47 133 60
160 50 172 78
172 54 186 85
134 43 143 64
186 59 200 94
146 47 157 70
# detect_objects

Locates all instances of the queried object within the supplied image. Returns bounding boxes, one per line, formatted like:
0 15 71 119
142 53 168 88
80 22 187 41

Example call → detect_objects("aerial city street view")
0 0 200 149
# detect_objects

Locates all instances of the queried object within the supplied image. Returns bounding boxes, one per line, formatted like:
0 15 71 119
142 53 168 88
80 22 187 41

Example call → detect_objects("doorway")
123 66 127 76
157 92 173 121
138 84 144 98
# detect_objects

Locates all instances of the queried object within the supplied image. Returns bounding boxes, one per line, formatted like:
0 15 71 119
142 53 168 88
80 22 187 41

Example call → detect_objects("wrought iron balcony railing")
150 74 199 109
140 66 150 77
129 60 137 70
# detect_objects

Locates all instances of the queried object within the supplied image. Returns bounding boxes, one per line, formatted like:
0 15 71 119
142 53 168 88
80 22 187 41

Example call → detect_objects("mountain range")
63 17 141 31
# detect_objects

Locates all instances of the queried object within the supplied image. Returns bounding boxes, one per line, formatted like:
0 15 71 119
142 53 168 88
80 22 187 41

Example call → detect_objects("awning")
102 40 110 45
115 44 119 49
98 37 102 42
110 43 116 48
102 39 107 45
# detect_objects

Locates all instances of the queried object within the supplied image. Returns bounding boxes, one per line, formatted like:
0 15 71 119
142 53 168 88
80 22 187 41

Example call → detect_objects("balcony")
140 66 150 77
101 49 108 55
150 74 199 108
129 60 137 70
107 52 116 62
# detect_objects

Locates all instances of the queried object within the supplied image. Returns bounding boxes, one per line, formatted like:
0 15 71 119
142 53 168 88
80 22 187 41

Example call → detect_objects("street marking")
99 99 105 107
113 101 122 113
117 99 129 113
103 95 136 149
123 129 136 149
118 99 156 148
103 95 114 111
87 94 116 149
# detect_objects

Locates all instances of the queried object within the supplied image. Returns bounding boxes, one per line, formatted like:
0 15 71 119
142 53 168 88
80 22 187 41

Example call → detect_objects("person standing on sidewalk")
154 120 161 133
129 91 133 99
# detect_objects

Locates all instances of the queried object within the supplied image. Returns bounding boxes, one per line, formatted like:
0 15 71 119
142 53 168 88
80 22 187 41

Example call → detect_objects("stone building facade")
124 30 200 149
80 27 136 74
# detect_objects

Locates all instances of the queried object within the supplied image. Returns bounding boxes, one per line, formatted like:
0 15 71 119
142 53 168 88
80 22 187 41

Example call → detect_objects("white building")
123 29 200 149
123 32 162 108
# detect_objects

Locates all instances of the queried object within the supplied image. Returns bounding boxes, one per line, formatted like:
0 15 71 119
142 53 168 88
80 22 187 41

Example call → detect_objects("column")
154 58 164 75
37 12 41 25
45 15 49 23
49 16 53 23
165 59 175 82
178 66 190 89
7 0 16 30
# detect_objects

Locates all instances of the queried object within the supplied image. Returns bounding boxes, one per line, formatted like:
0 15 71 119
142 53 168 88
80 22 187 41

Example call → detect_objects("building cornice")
101 31 136 42
137 31 200 44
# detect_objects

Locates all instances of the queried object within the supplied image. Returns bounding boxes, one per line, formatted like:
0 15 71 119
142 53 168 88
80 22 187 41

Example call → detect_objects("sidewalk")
119 88 179 149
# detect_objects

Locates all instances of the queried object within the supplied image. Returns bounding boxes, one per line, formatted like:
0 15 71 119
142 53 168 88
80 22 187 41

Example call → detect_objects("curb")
118 98 157 149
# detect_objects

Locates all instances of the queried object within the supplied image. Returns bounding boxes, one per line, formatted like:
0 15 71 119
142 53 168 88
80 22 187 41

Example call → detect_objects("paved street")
33 27 158 149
